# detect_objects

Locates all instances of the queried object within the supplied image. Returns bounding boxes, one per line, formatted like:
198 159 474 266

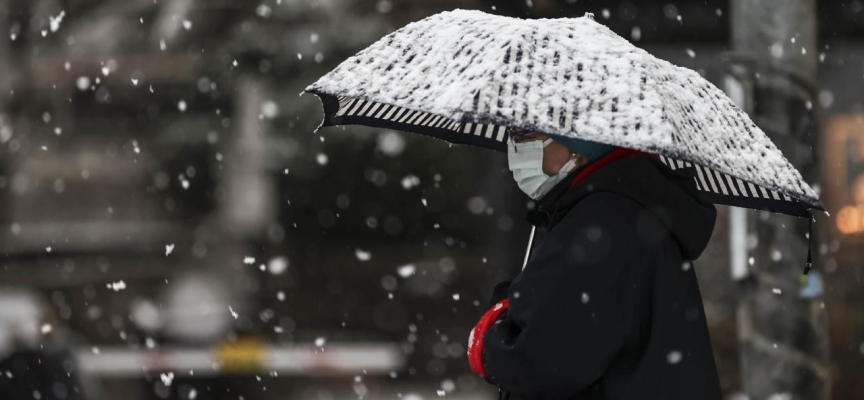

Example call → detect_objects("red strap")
568 148 651 189
467 299 510 377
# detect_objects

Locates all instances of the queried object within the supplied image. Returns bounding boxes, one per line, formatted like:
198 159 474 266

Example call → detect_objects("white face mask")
508 138 579 200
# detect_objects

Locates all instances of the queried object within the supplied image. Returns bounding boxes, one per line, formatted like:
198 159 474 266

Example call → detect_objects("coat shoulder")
548 191 678 270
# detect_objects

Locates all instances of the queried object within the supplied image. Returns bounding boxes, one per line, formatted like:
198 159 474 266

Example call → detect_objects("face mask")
508 138 580 200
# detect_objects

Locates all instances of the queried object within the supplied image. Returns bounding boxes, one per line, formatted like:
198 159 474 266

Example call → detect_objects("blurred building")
0 0 861 399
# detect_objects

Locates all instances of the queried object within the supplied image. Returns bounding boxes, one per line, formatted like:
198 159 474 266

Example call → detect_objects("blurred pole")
221 75 276 237
730 0 831 399
208 75 277 328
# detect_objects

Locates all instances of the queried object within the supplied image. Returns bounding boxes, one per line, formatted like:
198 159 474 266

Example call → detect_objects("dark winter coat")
480 153 722 400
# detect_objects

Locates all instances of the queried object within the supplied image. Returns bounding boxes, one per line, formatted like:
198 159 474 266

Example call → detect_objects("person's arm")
469 194 641 397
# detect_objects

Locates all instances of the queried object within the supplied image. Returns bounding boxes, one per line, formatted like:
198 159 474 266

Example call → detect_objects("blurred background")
0 0 861 399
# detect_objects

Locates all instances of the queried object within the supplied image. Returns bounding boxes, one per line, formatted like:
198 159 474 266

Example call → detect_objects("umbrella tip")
584 12 595 20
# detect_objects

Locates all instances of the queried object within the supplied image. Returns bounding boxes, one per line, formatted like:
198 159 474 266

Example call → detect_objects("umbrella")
302 9 824 271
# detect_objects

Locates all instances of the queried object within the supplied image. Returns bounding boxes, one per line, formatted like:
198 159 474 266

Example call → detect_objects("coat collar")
526 149 643 228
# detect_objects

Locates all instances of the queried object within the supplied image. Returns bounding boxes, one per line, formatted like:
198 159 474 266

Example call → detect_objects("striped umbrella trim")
655 156 807 216
313 93 811 217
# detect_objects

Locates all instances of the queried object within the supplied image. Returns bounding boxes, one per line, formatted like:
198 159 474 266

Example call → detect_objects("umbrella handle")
521 225 536 271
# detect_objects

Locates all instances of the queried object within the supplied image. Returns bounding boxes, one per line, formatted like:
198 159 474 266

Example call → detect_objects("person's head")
507 128 618 199
510 130 590 175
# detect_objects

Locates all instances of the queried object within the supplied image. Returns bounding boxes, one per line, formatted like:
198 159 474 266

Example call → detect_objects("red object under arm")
467 299 510 377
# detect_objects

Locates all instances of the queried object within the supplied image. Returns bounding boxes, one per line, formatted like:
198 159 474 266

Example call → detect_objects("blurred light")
837 205 862 234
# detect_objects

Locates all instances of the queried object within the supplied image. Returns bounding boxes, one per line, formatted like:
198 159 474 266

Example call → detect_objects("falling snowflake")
581 292 590 303
165 244 174 256
243 256 255 265
316 153 329 166
631 26 642 41
376 0 393 13
178 100 187 112
76 76 90 91
355 249 371 261
40 324 52 334
401 175 421 190
666 350 682 364
261 101 279 119
267 256 289 275
397 264 416 278
377 131 405 156
160 372 174 386
107 281 126 291
256 4 272 17
49 11 66 33
314 336 326 347
229 306 238 319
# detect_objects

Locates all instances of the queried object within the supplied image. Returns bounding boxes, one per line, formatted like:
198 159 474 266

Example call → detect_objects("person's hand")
488 279 512 308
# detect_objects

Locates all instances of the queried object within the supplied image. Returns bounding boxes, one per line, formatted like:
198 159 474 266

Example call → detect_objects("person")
466 129 723 399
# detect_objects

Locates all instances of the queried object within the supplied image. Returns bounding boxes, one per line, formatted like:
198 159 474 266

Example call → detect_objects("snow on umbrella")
303 9 823 218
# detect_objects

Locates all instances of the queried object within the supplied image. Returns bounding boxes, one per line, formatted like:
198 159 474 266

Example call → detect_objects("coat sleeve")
480 193 646 397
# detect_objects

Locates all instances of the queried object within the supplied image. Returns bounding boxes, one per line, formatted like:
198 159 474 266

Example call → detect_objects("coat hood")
527 154 717 260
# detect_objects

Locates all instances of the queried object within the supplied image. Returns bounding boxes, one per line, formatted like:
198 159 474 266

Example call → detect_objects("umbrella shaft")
521 226 536 271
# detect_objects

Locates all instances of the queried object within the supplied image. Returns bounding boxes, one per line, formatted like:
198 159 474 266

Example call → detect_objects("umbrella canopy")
304 9 823 217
